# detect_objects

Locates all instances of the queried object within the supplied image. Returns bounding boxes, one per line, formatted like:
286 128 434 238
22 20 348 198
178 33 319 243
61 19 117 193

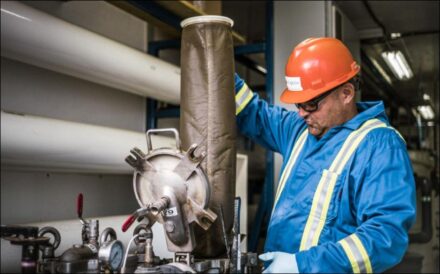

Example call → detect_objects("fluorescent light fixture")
417 105 435 120
371 58 392 84
390 33 401 39
381 51 413 80
256 65 267 74
1 8 32 22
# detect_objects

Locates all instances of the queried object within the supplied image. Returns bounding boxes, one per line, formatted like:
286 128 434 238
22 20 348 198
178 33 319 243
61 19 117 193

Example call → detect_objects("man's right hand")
259 252 299 273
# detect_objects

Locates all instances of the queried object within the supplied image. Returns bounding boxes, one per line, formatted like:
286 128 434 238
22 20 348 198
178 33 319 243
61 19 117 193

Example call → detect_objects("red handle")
122 215 136 232
77 193 83 219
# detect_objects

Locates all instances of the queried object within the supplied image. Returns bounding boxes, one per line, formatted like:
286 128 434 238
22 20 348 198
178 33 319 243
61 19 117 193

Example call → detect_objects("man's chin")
307 126 323 138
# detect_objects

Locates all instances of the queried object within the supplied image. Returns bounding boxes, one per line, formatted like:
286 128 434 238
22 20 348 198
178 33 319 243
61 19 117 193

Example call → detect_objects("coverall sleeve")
235 76 304 154
295 129 416 273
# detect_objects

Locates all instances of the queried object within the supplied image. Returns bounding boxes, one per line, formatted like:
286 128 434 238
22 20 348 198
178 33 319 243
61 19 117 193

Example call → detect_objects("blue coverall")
235 77 416 273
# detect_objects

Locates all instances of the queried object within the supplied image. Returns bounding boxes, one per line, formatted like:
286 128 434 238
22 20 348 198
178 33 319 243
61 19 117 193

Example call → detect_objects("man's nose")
298 107 310 118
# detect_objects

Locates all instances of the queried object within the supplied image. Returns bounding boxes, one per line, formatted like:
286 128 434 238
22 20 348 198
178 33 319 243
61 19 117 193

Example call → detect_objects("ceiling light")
390 33 401 39
256 65 267 74
371 58 392 84
381 51 413 80
1 8 31 22
417 105 435 120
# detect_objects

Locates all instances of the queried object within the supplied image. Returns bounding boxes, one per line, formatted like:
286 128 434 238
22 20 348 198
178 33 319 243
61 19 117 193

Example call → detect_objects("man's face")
297 83 354 138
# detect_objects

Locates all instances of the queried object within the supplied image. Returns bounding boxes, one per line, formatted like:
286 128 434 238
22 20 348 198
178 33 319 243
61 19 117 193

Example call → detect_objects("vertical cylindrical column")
180 16 236 257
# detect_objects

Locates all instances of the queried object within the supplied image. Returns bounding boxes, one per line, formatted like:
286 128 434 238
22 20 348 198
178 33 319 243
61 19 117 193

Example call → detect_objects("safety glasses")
295 85 341 113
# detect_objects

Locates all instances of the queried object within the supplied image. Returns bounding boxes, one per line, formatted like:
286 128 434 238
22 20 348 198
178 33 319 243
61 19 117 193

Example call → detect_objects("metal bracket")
186 197 217 231
173 144 206 181
125 147 156 172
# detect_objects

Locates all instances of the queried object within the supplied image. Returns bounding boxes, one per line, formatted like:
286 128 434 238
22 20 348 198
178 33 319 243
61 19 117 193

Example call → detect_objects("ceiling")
335 1 439 123
120 1 439 124
223 1 439 124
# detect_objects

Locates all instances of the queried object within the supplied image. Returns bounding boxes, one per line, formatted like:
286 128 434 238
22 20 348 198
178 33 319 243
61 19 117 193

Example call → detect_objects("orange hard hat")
280 37 360 104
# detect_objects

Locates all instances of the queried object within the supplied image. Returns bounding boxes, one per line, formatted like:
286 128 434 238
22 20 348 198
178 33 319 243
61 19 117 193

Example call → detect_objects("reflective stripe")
340 240 361 273
235 84 254 115
273 129 308 208
392 128 406 144
301 169 338 248
330 119 386 174
300 119 387 251
339 234 373 273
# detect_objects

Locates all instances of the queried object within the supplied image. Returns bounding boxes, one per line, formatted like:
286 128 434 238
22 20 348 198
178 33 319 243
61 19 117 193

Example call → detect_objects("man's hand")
259 252 299 273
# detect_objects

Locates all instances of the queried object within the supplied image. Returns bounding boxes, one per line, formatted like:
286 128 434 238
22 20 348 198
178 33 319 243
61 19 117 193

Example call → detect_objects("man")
234 37 416 273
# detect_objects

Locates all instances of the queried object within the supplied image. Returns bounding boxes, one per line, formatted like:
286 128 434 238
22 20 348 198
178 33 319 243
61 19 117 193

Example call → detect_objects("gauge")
98 240 124 272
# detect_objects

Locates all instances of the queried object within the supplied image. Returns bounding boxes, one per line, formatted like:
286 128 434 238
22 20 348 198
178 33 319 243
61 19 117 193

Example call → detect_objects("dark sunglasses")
295 85 341 113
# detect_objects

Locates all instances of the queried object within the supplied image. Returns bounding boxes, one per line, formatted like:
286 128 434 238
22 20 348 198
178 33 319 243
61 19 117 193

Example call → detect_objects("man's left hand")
259 251 299 273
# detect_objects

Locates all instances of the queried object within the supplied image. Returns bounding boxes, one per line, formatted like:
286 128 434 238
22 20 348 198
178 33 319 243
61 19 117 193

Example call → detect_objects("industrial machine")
1 129 258 273
121 128 258 273
1 194 125 273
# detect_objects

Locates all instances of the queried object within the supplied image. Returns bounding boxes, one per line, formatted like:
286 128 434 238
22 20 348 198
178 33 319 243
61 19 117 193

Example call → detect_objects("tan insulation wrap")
180 16 236 257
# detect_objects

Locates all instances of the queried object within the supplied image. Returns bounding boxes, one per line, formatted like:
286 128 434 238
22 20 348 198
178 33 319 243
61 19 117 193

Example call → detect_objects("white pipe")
0 1 181 104
0 111 176 174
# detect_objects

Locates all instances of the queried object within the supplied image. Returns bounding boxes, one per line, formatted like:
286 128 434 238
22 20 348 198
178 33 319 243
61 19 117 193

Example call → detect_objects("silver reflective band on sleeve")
235 84 254 115
339 234 373 273
300 119 387 251
273 129 308 209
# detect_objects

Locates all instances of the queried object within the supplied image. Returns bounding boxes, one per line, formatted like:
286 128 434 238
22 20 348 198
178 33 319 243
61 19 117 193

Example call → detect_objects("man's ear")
340 82 356 104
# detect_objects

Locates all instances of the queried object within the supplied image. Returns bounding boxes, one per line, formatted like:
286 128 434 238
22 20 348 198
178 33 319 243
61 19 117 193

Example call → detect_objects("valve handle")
122 215 136 232
77 193 83 220
38 226 61 250
146 128 181 153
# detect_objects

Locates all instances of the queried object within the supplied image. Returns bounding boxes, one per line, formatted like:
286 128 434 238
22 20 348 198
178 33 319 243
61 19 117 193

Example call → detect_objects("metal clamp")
133 223 153 245
146 128 181 153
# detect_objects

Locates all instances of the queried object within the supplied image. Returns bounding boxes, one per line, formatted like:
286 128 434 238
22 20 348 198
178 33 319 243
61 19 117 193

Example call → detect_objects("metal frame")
129 1 182 29
146 40 180 130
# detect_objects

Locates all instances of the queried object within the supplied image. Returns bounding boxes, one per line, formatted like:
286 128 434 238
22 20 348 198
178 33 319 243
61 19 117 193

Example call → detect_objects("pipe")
0 1 180 104
0 111 174 174
409 177 433 243
180 16 236 258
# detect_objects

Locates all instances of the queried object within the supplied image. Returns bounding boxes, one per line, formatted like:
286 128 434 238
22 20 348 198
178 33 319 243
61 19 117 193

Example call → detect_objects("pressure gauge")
98 240 124 272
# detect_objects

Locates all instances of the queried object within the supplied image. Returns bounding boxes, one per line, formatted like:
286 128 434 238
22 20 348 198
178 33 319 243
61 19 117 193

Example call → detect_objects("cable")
120 234 140 274
362 0 393 50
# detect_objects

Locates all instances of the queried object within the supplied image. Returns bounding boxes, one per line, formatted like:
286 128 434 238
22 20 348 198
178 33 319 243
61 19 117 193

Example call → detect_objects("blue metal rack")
146 39 181 130
140 0 275 253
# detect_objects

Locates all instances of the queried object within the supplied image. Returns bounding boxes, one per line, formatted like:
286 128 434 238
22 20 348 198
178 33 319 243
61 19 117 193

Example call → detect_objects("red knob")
77 193 83 219
122 215 136 232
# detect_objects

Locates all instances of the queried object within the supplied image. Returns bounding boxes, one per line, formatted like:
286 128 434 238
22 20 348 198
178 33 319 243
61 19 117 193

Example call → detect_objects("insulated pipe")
0 1 180 104
0 111 174 174
180 16 236 258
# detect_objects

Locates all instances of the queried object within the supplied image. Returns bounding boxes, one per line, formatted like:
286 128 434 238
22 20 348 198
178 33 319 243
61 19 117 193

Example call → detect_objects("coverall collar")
339 101 389 131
